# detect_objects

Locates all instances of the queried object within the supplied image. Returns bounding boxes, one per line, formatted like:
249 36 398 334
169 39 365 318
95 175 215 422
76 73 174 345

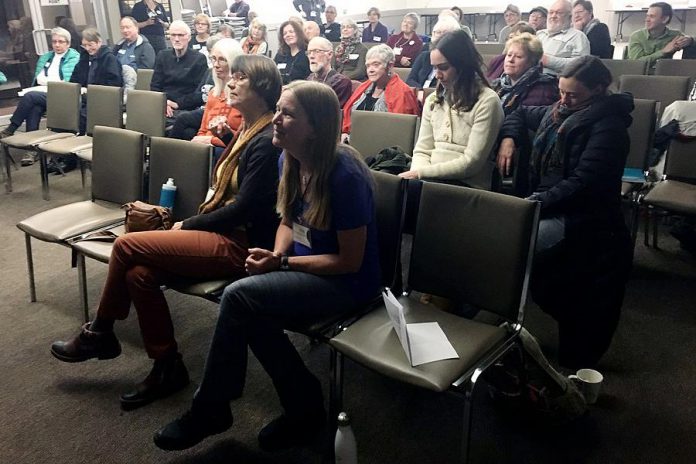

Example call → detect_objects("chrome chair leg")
3 144 12 193
76 252 90 323
39 149 50 201
24 233 36 302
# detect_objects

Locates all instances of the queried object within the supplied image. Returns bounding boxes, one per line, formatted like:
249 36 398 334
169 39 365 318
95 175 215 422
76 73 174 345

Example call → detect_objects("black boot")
120 353 190 411
51 323 121 362
154 399 233 451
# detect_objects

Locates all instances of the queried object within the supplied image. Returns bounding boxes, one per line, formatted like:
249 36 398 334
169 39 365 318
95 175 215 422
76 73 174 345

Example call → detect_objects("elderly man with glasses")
536 0 590 75
150 20 208 122
306 37 352 108
0 27 79 144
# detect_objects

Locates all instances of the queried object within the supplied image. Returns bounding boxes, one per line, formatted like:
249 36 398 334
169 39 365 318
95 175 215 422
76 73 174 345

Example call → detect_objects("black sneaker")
257 413 326 452
154 404 233 451
0 128 15 139
20 153 36 166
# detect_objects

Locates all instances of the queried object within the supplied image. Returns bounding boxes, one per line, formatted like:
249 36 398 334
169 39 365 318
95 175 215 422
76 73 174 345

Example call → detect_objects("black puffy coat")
70 45 123 88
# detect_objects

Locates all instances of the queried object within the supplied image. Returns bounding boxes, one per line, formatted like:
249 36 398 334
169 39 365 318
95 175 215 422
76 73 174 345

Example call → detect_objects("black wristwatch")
280 254 290 271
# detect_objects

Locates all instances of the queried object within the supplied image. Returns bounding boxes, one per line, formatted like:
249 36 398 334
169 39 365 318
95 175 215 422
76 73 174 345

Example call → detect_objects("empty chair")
16 126 145 303
135 68 155 91
125 89 167 137
35 85 124 200
392 67 410 82
655 59 696 87
71 137 212 320
1 81 81 192
642 139 696 248
329 183 539 462
600 59 647 89
619 75 690 119
349 110 419 159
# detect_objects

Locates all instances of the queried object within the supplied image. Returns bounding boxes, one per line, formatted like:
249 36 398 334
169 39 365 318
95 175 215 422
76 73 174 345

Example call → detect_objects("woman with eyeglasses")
274 20 310 84
51 55 283 412
341 44 420 144
333 18 367 81
131 0 170 55
155 80 380 454
240 18 268 55
191 13 211 54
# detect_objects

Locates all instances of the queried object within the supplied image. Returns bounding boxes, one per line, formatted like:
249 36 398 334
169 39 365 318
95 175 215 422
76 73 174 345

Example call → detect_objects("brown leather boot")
120 353 190 411
50 323 121 363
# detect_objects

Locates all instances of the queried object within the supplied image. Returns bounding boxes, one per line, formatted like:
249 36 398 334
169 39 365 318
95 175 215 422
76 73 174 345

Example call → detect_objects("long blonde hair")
210 38 242 98
276 81 341 230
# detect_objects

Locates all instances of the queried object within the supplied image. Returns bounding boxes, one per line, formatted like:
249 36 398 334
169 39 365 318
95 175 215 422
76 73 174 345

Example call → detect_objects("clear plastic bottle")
334 412 357 464
159 177 176 209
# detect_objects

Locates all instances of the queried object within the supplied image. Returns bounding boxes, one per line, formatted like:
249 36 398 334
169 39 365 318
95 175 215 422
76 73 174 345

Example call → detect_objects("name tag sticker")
409 40 414 45
192 44 201 50
393 47 402 55
349 53 359 60
277 62 287 69
293 222 312 248
204 187 215 203
374 36 381 42
310 11 317 17
118 49 126 54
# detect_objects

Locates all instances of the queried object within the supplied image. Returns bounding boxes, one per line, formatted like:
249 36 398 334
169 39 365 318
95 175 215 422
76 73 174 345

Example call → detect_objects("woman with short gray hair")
341 43 419 143
333 18 367 80
406 16 460 88
386 12 423 67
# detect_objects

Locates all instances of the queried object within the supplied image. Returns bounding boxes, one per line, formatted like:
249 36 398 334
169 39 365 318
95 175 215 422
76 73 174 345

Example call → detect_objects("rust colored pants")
96 229 248 359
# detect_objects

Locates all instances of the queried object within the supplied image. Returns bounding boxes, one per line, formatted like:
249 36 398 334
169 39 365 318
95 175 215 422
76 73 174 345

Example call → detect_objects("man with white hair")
306 36 352 107
303 20 321 40
536 0 590 75
150 20 208 119
0 27 79 146
406 16 460 88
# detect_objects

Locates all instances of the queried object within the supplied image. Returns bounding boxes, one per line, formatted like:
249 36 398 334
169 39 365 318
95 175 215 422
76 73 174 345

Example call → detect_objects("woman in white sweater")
400 30 504 189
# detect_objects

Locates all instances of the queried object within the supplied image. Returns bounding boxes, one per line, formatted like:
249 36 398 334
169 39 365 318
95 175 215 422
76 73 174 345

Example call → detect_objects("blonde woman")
240 18 268 55
155 81 380 453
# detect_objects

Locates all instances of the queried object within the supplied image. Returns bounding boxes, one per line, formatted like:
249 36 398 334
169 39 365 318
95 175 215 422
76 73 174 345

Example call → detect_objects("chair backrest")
481 54 498 73
85 85 123 135
125 89 167 137
601 59 647 88
619 75 690 119
350 111 419 159
474 42 505 55
625 98 657 171
372 171 407 291
135 68 155 91
148 137 212 221
91 126 146 204
664 139 696 181
655 59 696 87
392 67 410 82
46 81 81 133
410 183 539 322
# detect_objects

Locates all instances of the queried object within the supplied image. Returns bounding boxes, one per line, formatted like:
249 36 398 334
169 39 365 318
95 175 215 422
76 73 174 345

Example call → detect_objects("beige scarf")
198 112 273 214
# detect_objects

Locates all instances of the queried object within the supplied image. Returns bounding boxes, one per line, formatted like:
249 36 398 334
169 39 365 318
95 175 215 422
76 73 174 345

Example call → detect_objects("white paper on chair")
382 288 459 367
17 85 47 96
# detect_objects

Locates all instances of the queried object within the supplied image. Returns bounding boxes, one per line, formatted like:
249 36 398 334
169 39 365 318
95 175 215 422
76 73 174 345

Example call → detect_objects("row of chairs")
1 81 169 199
18 121 541 461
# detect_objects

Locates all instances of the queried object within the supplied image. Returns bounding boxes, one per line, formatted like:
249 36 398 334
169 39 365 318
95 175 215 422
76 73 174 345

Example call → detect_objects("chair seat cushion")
38 135 92 155
166 277 234 300
643 180 696 215
2 130 74 148
17 200 123 242
75 147 92 161
330 296 508 392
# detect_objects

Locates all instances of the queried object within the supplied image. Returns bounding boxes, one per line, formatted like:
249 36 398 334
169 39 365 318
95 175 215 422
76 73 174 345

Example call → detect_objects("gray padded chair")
16 126 145 303
329 183 539 462
350 111 419 159
600 59 647 90
135 68 155 91
619 75 690 119
642 139 696 248
71 137 212 321
125 89 167 137
474 42 504 55
35 85 124 200
621 99 658 241
655 59 696 87
1 81 81 193
392 67 410 82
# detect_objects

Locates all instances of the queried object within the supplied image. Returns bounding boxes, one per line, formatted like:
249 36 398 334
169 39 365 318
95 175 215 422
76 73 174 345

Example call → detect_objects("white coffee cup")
569 368 603 404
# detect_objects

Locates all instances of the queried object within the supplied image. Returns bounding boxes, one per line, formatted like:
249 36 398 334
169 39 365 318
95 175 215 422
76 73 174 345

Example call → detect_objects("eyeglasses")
307 49 331 55
210 56 228 64
169 33 187 38
52 39 68 44
229 72 248 82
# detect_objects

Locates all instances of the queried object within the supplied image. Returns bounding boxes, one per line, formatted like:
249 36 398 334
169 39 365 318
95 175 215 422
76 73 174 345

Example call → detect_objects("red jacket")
342 73 420 134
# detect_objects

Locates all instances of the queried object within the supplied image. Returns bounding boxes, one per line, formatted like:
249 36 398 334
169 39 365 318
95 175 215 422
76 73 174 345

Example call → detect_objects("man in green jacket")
0 26 79 145
628 2 693 73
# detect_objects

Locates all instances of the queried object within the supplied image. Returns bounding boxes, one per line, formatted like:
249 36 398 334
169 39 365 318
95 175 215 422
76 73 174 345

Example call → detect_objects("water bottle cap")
337 412 351 425
166 178 175 186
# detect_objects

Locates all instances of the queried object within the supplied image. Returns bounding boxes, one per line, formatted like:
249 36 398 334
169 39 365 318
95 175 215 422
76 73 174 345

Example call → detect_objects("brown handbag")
122 201 173 233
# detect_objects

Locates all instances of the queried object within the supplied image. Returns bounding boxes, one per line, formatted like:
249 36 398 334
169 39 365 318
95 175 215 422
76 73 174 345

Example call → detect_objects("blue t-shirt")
279 150 381 302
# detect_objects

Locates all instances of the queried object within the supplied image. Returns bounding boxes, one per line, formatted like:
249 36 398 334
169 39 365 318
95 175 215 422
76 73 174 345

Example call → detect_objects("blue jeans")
195 271 359 418
10 91 47 132
536 215 566 254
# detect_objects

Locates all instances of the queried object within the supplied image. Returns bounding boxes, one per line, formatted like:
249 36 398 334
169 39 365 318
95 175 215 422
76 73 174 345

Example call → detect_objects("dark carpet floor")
1 152 695 464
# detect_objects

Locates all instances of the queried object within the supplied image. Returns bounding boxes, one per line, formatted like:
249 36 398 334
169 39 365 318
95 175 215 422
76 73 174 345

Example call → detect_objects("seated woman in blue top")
154 80 381 452
362 6 389 43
